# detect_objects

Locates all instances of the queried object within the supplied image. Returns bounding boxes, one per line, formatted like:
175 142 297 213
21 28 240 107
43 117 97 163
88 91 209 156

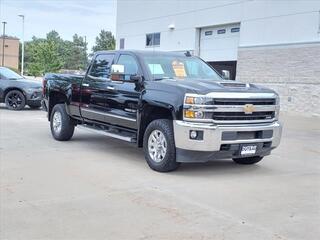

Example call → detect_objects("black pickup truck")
43 50 282 172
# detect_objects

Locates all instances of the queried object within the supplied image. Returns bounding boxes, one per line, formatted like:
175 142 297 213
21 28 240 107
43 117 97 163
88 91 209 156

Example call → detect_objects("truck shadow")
72 132 266 177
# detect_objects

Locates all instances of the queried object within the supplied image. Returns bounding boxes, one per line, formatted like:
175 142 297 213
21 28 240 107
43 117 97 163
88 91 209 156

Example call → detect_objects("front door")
80 53 115 123
104 53 142 130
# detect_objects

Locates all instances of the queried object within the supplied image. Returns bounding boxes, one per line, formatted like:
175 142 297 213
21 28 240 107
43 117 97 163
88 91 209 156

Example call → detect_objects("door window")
117 55 139 80
89 54 114 78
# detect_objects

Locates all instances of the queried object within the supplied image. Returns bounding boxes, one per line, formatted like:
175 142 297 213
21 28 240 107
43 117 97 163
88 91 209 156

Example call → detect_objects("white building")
116 0 320 116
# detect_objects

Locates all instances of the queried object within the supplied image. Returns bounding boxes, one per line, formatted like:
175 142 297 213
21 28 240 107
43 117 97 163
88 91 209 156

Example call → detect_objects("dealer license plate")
240 145 257 155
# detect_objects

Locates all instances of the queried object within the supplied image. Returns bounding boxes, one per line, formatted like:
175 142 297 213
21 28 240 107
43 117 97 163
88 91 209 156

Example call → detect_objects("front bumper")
173 120 282 162
26 90 42 107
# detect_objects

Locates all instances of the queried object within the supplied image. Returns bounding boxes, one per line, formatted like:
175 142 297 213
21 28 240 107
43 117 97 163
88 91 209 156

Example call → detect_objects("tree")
27 40 63 76
92 30 115 52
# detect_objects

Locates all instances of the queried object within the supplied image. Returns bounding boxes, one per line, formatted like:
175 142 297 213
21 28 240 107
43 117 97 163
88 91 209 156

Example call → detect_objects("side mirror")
130 74 143 83
221 70 230 80
110 64 125 81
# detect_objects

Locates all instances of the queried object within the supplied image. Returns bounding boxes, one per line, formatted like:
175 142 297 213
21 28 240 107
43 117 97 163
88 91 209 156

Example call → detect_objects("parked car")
43 50 282 172
0 67 42 110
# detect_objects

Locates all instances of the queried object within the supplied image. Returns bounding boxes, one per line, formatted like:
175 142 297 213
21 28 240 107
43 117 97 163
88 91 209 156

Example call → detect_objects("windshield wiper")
153 77 173 81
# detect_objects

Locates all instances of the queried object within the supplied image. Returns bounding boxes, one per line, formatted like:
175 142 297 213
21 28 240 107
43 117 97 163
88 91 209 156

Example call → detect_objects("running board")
77 124 136 143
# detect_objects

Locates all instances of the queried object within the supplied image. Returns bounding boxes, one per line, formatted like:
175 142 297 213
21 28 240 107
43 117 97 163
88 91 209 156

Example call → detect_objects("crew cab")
42 50 282 172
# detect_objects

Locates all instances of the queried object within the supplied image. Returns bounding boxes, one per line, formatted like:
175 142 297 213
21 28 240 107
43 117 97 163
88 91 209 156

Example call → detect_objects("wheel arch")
48 91 68 120
137 102 176 147
4 87 26 99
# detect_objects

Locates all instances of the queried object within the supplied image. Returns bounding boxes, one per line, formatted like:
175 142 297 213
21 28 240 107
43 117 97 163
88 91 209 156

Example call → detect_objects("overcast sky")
0 0 117 51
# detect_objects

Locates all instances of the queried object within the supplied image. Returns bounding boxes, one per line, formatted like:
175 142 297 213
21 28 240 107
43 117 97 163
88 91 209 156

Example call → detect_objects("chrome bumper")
173 120 282 152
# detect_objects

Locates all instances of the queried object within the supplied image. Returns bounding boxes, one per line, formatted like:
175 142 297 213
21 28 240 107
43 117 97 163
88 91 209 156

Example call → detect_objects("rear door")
80 53 115 122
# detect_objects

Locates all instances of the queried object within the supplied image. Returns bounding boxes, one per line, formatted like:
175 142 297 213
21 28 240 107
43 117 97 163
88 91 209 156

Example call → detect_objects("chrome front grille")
211 98 276 123
183 92 279 124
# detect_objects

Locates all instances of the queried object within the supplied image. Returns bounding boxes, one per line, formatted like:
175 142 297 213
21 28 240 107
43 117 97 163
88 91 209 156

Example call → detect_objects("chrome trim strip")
186 92 278 99
77 125 133 142
185 105 277 112
81 108 136 122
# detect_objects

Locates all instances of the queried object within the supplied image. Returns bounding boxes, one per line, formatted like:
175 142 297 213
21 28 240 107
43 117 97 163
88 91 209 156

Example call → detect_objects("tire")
143 119 180 172
5 90 26 110
233 156 264 165
50 104 75 141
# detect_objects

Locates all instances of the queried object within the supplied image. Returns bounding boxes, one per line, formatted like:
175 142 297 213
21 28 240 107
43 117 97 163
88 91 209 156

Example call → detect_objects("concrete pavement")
0 106 319 240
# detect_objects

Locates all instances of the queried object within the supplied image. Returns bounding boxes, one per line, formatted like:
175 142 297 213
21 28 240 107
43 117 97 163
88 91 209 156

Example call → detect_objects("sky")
0 0 117 51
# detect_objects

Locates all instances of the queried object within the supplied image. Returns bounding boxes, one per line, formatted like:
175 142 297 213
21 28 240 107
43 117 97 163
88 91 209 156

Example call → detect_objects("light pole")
18 15 25 75
2 21 7 67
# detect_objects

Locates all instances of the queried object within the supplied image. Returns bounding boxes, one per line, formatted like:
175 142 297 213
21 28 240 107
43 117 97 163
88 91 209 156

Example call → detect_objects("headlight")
184 95 207 105
183 94 211 121
26 87 42 94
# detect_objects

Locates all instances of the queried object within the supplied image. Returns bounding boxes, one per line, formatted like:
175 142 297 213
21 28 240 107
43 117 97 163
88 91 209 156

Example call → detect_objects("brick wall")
236 43 320 117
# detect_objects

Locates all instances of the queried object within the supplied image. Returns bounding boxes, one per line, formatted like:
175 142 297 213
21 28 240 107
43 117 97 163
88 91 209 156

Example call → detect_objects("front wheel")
233 156 264 165
5 90 26 110
50 104 75 141
143 119 180 172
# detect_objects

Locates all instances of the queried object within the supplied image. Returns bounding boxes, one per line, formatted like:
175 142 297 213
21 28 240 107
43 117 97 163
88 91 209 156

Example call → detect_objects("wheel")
5 90 26 110
233 156 264 165
143 119 180 172
50 104 75 141
29 105 41 109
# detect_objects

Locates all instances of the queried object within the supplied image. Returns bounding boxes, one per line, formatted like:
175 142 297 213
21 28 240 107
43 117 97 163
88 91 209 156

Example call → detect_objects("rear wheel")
5 90 26 110
233 156 263 165
143 119 180 172
50 104 75 141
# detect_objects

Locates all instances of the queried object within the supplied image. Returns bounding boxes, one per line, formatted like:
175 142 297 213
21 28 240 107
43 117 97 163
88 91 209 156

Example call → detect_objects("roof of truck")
94 50 191 57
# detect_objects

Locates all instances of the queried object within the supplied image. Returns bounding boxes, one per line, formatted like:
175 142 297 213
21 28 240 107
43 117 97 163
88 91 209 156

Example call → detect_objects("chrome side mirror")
221 70 230 80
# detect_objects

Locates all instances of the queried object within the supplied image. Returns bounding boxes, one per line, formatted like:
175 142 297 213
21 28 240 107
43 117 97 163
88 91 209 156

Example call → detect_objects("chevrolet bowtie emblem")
243 104 255 114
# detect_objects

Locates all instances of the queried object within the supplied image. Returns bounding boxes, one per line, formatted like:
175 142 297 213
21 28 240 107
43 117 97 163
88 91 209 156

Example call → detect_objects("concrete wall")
116 0 320 50
116 0 320 116
236 43 320 116
0 37 19 70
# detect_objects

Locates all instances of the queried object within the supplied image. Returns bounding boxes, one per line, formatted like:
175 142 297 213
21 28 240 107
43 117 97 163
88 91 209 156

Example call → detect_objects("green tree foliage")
27 40 63 76
92 30 115 52
24 31 88 76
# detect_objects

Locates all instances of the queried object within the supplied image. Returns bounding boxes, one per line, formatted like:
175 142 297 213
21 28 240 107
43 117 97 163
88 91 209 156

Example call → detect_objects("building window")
231 27 240 33
217 29 226 34
120 38 125 49
146 32 160 47
204 31 213 36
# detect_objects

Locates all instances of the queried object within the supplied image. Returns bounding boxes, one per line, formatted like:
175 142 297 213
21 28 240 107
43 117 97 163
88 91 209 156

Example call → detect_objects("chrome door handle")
82 83 89 87
107 86 115 90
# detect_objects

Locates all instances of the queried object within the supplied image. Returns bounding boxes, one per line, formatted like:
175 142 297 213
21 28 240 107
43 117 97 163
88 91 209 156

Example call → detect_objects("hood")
158 78 276 95
16 78 42 88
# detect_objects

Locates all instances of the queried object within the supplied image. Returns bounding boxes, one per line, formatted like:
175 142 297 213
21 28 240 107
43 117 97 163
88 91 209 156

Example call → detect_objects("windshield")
0 68 23 80
141 55 222 81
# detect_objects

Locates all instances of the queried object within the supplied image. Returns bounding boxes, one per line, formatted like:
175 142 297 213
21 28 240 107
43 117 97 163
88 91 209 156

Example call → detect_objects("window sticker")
172 60 186 78
148 64 164 75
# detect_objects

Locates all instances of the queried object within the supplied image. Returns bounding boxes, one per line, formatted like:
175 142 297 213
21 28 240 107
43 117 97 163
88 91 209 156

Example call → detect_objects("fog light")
190 130 197 139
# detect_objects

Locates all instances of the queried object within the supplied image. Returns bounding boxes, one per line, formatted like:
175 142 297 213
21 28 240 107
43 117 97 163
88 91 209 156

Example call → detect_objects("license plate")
240 145 257 155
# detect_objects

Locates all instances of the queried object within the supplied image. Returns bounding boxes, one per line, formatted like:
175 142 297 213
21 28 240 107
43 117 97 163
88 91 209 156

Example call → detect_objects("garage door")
200 24 240 62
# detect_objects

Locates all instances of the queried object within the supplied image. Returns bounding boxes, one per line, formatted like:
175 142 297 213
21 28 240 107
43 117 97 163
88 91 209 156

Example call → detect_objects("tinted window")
120 38 125 49
231 27 240 33
89 54 114 78
117 55 139 80
146 32 160 47
0 67 23 80
217 29 226 34
205 31 213 36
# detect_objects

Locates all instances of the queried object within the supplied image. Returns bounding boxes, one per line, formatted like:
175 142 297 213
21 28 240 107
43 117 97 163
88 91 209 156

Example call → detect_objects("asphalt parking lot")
0 106 319 240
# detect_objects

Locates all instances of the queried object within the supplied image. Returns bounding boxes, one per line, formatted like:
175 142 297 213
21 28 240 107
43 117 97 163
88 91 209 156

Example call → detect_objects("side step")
77 124 137 143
